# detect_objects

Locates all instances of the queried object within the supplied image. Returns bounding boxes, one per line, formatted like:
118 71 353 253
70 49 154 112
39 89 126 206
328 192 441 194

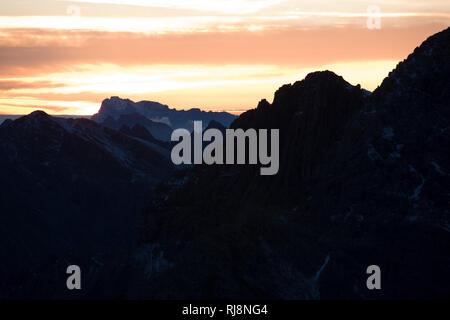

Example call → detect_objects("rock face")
230 71 364 200
92 96 238 141
0 111 173 298
130 28 450 299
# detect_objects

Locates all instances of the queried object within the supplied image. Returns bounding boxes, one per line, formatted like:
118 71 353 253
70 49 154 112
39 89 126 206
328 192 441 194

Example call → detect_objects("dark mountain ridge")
1 27 449 299
127 27 450 299
0 111 173 298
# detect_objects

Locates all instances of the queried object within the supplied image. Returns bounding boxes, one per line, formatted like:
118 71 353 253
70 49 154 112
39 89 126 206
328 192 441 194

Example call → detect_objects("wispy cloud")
63 0 285 14
0 97 98 114
0 80 66 90
285 10 450 18
0 15 246 33
0 25 444 75
0 11 447 34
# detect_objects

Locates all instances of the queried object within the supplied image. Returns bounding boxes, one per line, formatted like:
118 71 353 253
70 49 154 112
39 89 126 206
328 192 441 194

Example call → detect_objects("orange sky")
0 0 449 115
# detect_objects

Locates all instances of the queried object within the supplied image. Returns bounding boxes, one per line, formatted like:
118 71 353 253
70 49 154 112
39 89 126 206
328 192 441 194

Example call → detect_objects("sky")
0 0 449 115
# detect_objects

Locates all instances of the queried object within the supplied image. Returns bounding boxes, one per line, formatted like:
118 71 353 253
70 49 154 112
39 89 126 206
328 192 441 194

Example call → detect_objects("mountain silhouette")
92 96 237 141
0 111 173 298
1 27 449 299
129 27 450 299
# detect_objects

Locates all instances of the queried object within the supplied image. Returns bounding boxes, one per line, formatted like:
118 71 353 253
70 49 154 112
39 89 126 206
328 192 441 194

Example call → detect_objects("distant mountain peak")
91 96 238 139
28 110 50 118
304 70 347 82
13 110 58 130
271 70 362 109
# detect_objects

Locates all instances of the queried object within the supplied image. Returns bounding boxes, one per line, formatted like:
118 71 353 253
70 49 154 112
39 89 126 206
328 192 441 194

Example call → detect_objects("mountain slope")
0 111 173 298
129 27 450 299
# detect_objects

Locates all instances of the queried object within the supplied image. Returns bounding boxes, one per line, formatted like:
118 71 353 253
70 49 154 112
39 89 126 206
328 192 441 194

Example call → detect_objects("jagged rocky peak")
362 27 450 147
233 70 364 131
94 96 144 121
102 96 133 112
272 70 363 109
93 96 238 134
256 99 271 110
373 26 450 100
100 96 169 113
99 96 168 111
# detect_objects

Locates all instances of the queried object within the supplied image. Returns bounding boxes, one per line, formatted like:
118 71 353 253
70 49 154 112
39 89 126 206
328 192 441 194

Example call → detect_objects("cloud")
0 12 448 34
0 24 446 77
0 97 99 115
0 101 73 113
285 10 450 18
0 80 66 90
63 0 285 14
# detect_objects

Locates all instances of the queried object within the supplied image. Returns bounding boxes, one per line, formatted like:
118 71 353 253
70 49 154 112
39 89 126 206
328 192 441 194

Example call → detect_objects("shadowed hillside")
127 27 450 299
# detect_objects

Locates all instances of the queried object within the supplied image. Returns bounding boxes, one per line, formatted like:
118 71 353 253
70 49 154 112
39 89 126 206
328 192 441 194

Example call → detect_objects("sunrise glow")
0 0 449 115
